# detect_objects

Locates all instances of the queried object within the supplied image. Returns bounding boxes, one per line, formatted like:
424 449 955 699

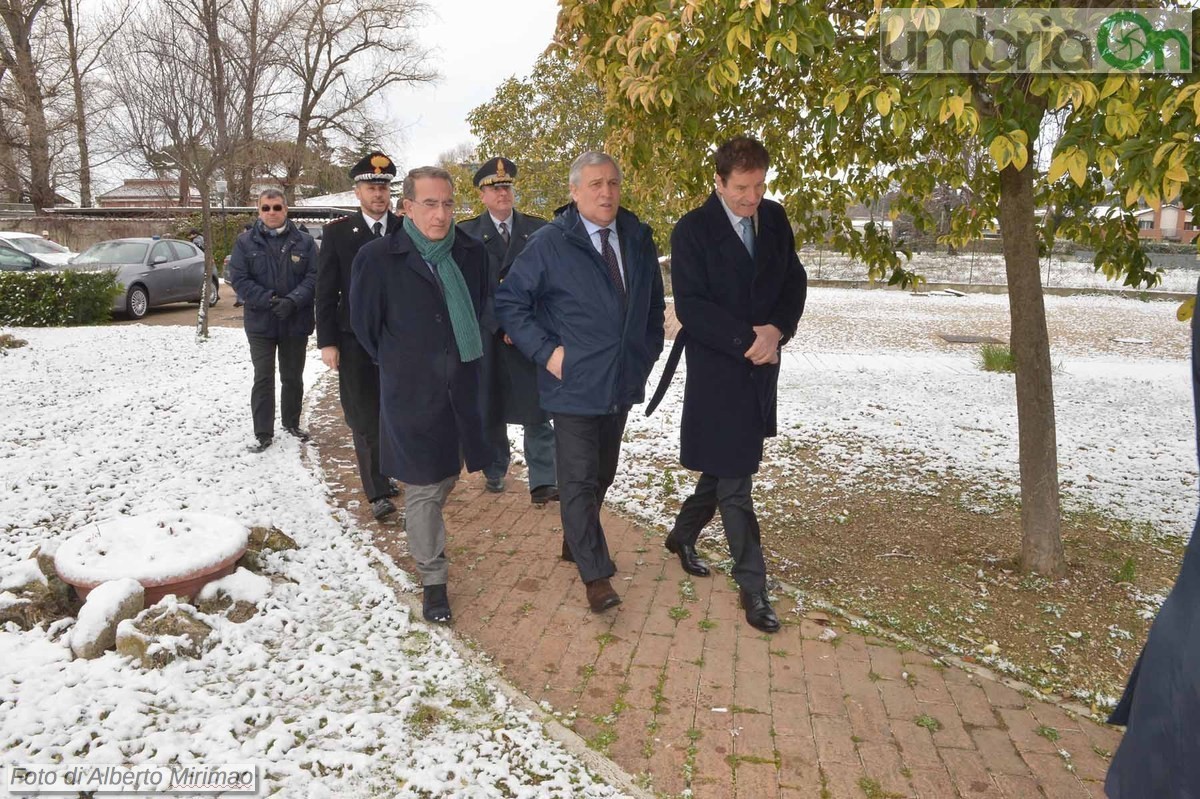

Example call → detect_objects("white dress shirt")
581 216 625 287
361 210 387 235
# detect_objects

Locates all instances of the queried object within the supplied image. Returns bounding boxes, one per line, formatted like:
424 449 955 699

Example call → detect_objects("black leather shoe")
560 539 575 562
247 434 272 453
371 497 397 521
285 426 310 442
386 481 400 498
485 476 506 493
530 485 559 505
423 584 452 624
665 537 710 577
740 590 781 633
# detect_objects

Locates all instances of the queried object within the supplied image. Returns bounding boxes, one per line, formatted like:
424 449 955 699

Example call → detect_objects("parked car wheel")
126 284 149 320
208 278 219 307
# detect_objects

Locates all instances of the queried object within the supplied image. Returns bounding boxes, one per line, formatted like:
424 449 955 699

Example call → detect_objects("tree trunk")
196 185 213 341
62 0 92 206
285 116 309 206
1 2 54 210
998 154 1066 577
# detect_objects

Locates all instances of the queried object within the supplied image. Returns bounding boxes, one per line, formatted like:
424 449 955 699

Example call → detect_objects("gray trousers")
403 476 457 586
483 420 557 490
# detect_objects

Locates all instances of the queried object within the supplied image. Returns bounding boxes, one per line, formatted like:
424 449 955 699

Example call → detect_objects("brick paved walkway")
308 383 1123 799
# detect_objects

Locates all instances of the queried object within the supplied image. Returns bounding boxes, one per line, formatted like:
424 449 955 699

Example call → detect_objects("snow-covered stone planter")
54 512 249 605
116 598 214 668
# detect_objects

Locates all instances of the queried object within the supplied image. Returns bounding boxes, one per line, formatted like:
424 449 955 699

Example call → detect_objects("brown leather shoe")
585 578 621 612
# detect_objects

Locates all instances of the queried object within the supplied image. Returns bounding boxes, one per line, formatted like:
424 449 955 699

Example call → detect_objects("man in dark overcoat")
653 136 806 632
496 151 665 614
315 151 402 521
349 166 491 624
227 189 319 453
1104 281 1200 798
459 157 557 505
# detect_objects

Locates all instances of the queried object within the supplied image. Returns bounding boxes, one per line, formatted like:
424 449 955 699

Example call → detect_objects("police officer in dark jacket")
496 151 665 614
227 189 319 452
315 152 402 520
459 157 557 505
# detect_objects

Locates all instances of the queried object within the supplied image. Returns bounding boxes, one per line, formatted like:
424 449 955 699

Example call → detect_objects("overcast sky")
390 0 561 168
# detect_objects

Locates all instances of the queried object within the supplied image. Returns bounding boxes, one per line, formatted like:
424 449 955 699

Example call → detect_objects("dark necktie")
498 220 510 244
599 228 626 304
372 221 382 238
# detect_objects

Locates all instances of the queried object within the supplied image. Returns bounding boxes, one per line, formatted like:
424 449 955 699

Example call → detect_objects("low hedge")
0 270 123 326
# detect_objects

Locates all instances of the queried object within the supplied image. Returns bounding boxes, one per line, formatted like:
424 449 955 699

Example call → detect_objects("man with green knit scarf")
350 166 492 624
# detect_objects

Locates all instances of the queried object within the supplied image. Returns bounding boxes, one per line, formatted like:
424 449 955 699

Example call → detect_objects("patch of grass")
1036 725 1061 743
668 606 691 621
686 727 703 742
587 727 618 754
409 704 444 736
1114 556 1137 584
595 632 615 649
698 618 718 631
770 648 790 657
679 578 698 603
726 753 781 768
979 343 1016 373
651 670 669 715
518 601 534 616
867 671 882 682
914 714 942 732
858 777 906 799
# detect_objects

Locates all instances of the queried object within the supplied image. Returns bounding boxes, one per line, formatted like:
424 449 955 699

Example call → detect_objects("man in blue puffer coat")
227 189 319 452
496 151 665 613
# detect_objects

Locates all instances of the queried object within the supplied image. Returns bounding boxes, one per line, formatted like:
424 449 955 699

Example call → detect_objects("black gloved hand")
270 296 296 319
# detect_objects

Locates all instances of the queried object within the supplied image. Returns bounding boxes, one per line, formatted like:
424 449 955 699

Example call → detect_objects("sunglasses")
260 204 284 212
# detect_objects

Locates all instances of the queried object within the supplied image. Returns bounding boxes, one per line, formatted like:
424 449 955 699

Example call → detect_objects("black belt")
644 331 687 416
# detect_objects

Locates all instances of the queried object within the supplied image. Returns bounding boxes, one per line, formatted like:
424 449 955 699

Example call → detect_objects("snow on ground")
0 326 625 798
802 249 1200 294
609 288 1197 540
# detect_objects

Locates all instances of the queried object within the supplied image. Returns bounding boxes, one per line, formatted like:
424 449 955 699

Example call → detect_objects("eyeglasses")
260 204 284 212
416 200 455 211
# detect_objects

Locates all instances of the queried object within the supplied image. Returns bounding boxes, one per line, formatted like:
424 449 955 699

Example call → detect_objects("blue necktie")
740 216 755 259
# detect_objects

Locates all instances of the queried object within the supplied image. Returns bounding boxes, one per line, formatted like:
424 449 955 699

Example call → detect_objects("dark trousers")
669 474 766 593
483 419 557 490
553 411 628 583
337 333 389 502
247 334 307 436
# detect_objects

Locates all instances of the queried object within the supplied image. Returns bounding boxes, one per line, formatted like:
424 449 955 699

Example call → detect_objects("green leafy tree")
558 0 1200 576
466 48 689 238
467 49 603 219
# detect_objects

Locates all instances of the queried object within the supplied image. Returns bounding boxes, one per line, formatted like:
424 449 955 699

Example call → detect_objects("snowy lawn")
0 326 626 798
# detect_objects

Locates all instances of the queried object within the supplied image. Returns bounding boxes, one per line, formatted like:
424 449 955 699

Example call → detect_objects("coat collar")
386 221 473 286
553 202 643 250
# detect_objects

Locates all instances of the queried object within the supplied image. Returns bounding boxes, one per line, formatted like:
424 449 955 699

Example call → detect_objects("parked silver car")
71 238 218 319
0 231 76 265
0 242 57 272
